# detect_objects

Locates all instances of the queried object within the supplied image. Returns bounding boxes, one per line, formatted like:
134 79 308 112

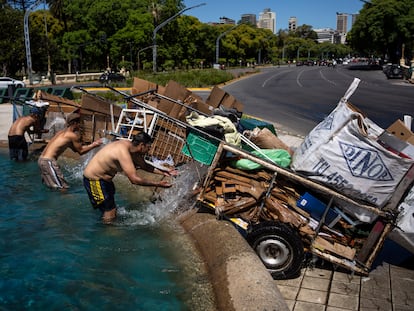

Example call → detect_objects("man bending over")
38 112 102 190
83 132 176 223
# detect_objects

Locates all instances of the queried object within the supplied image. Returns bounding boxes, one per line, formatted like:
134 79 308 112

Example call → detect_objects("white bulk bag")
291 79 414 219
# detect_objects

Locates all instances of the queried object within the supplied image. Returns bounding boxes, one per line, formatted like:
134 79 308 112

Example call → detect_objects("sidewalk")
275 263 414 311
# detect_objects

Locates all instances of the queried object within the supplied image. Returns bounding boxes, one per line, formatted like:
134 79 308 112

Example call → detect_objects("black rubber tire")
246 221 304 279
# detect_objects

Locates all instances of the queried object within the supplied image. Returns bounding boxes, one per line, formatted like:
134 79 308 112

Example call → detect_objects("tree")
0 4 25 76
348 0 414 62
294 24 318 41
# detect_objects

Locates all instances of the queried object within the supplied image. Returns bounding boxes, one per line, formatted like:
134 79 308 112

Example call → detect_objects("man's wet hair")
132 132 153 146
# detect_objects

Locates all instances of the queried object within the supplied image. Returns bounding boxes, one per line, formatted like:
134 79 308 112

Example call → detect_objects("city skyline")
183 0 364 32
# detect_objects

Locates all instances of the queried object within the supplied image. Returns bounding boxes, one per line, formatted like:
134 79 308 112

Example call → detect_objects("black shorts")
8 135 28 161
83 176 116 213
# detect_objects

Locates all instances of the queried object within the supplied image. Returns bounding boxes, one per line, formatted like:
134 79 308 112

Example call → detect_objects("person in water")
38 112 102 190
8 106 48 161
83 132 177 223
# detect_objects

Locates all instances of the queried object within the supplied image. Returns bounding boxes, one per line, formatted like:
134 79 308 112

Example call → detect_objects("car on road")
0 77 25 89
99 72 126 84
383 64 404 79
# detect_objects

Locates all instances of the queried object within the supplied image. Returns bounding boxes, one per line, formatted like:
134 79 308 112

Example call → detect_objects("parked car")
0 77 25 89
99 72 126 84
383 64 404 79
347 62 383 70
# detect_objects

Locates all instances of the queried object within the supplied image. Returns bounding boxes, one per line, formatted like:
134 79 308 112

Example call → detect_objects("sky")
183 0 365 32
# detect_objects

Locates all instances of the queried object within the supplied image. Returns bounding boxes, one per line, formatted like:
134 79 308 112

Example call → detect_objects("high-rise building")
257 8 276 33
288 16 297 32
241 14 256 26
314 28 341 44
219 16 236 25
336 13 348 33
351 14 359 27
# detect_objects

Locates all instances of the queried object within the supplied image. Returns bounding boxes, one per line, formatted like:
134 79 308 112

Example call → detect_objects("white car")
0 77 26 89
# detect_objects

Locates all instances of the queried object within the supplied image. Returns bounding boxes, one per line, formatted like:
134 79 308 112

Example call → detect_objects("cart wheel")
246 221 304 279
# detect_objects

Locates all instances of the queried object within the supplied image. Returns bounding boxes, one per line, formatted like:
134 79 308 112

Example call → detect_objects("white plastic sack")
388 185 414 254
291 79 414 219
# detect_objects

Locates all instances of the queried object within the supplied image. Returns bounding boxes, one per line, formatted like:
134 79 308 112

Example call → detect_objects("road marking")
319 69 337 86
262 70 291 88
296 69 304 87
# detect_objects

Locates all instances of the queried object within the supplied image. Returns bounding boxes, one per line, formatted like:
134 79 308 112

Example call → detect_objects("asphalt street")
221 65 413 136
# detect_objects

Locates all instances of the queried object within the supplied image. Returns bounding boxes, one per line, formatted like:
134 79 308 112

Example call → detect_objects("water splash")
62 156 208 226
114 162 208 226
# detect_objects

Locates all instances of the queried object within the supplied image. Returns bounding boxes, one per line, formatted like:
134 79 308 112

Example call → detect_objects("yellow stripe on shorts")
90 180 105 204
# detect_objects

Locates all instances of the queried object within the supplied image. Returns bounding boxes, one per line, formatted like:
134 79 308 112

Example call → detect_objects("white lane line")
262 70 291 87
319 69 337 85
296 69 304 87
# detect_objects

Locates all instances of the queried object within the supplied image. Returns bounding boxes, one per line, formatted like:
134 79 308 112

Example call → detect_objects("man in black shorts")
8 106 48 161
83 132 177 223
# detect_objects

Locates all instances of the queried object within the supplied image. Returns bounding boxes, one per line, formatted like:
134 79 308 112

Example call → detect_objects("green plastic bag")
232 149 291 170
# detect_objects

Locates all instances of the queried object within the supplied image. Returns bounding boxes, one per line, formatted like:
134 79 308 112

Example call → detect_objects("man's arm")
121 151 172 187
134 155 178 177
71 135 102 155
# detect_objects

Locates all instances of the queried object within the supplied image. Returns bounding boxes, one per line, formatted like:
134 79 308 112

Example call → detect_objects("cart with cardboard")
195 78 414 279
71 78 413 280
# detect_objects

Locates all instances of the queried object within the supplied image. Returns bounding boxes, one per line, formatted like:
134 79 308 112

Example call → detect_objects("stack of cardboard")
80 94 122 143
198 164 362 261
129 78 245 165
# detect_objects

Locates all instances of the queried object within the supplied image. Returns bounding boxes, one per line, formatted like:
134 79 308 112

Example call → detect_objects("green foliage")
134 69 234 87
4 0 410 77
348 0 414 61
0 5 24 77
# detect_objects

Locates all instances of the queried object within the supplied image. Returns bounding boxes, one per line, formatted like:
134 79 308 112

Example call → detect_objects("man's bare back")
8 115 36 136
40 128 79 160
83 140 138 181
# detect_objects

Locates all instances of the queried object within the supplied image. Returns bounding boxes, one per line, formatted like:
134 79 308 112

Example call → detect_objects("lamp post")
215 24 239 66
138 45 156 72
24 0 44 85
152 3 206 73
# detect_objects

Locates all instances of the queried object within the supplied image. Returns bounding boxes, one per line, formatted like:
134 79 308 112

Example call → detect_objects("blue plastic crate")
297 192 341 228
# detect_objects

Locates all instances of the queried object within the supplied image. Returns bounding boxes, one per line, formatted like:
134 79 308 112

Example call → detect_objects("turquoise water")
0 149 214 310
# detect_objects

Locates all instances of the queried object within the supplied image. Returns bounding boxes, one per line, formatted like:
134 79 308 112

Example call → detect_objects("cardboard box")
378 131 414 159
157 80 191 117
81 94 122 116
387 119 414 145
206 86 243 112
132 77 157 95
194 101 214 116
206 86 226 108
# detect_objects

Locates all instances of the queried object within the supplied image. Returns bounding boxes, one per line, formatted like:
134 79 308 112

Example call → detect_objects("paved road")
221 65 413 136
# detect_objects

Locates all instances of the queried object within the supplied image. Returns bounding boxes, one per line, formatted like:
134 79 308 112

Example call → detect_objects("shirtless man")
8 107 48 161
83 132 175 223
38 112 102 190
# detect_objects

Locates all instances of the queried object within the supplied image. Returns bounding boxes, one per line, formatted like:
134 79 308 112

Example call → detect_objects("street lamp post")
24 0 44 85
152 3 206 73
138 45 156 72
215 24 239 66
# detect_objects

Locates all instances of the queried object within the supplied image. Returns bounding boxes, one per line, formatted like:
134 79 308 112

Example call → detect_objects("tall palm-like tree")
46 0 67 30
149 1 162 26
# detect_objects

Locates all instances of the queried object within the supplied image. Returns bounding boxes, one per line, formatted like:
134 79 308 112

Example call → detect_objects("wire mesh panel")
148 115 190 165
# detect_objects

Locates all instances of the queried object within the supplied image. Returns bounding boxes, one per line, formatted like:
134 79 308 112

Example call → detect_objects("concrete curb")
178 209 289 311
